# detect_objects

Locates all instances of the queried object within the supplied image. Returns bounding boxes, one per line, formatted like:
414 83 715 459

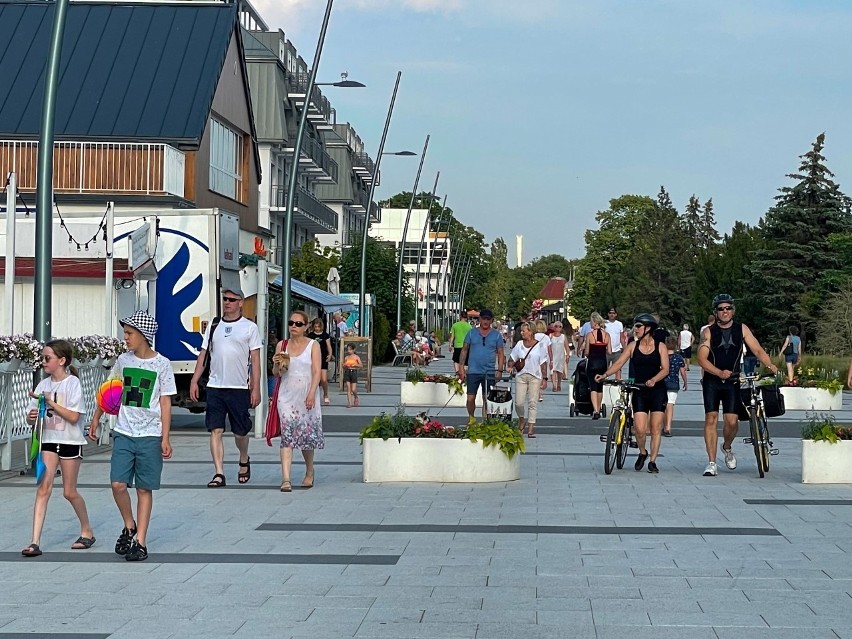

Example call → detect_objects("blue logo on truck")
156 242 204 361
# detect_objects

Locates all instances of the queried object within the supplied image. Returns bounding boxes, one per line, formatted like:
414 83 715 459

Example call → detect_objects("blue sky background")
254 0 852 266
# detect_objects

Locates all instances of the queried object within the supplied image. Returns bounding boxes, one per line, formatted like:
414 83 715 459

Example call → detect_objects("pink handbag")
265 340 287 446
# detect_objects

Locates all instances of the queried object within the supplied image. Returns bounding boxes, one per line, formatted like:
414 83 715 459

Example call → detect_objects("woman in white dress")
533 319 552 401
548 321 570 391
272 310 324 492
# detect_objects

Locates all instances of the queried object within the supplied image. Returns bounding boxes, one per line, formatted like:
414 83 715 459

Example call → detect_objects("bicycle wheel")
757 412 770 474
749 411 764 478
604 408 622 475
616 416 630 469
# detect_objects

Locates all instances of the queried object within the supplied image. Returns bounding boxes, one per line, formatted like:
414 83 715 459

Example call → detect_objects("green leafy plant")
801 413 852 442
405 368 426 383
781 366 846 394
358 405 415 443
465 417 526 459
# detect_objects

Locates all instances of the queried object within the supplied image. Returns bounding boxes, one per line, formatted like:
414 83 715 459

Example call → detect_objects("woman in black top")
584 313 611 420
597 313 669 473
308 318 333 405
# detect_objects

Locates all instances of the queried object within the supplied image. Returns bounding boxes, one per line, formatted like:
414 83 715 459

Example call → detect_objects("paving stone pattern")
2 358 852 638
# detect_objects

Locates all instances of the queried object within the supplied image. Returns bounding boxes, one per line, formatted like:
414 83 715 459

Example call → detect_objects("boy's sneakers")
703 461 718 477
114 526 137 556
125 540 148 562
721 445 737 470
634 452 648 471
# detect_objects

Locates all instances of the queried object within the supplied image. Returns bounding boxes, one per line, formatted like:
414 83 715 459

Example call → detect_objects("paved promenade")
2 356 852 638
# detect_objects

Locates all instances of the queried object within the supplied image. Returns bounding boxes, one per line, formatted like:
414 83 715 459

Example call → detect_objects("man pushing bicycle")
697 294 778 477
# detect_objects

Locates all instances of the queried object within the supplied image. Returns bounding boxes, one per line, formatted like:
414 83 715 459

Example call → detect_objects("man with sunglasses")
190 286 263 487
458 308 505 422
697 294 777 477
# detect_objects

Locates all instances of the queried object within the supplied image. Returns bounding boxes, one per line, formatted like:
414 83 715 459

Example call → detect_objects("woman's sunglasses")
288 320 306 327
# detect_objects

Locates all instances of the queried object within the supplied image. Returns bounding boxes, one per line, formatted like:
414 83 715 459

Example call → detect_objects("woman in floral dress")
272 310 324 492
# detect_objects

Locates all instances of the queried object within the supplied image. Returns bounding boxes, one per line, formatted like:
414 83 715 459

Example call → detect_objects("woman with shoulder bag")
779 326 802 383
507 322 548 438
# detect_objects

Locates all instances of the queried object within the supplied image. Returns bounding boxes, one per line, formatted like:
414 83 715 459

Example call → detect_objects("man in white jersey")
190 286 262 488
604 308 626 380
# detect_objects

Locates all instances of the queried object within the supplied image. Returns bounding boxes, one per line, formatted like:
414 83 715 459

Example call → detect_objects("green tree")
700 198 721 250
748 133 852 343
290 240 339 289
682 194 702 258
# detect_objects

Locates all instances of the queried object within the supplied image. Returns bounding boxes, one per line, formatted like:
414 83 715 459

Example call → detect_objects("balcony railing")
0 140 185 197
272 185 338 234
287 72 334 124
283 136 338 184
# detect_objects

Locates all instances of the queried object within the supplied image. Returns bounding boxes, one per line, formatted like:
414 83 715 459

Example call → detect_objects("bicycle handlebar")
601 379 644 392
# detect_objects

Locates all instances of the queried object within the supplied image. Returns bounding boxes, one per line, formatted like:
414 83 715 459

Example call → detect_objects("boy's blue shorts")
110 433 164 490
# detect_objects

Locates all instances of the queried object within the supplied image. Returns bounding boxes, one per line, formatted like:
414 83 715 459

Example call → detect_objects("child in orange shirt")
342 344 362 408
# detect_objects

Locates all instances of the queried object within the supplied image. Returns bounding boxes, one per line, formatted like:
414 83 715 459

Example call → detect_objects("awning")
271 275 354 312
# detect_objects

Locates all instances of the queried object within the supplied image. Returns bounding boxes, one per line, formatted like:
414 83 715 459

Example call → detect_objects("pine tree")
747 133 852 343
700 198 720 250
682 194 702 255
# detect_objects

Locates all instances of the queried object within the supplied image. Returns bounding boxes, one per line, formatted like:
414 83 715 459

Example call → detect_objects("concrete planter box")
400 381 482 407
780 387 842 411
362 438 520 483
802 440 852 483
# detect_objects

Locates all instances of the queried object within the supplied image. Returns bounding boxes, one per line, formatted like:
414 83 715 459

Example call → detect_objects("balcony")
282 136 338 184
271 185 338 234
352 151 379 185
0 140 185 197
287 73 335 129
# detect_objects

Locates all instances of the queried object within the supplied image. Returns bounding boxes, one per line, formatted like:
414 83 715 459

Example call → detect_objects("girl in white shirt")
508 323 549 438
22 340 93 557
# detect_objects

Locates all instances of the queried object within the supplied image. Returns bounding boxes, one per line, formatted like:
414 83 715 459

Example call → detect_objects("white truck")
2 206 249 411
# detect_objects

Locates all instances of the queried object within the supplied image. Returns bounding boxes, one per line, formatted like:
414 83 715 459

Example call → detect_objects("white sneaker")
703 461 718 477
721 445 737 470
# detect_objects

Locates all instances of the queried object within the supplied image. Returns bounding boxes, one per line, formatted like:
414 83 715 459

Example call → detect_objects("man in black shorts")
697 294 778 477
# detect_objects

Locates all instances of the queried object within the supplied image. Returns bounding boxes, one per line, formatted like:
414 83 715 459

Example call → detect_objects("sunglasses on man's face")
716 306 734 312
223 296 241 303
288 320 306 327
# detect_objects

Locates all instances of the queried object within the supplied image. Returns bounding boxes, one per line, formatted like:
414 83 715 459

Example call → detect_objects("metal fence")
0 364 111 472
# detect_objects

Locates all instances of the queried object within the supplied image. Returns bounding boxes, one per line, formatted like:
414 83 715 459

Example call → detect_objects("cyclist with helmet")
697 294 778 477
596 313 669 473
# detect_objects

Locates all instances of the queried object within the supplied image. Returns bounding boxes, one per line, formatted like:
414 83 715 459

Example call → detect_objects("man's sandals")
238 457 251 484
207 474 226 488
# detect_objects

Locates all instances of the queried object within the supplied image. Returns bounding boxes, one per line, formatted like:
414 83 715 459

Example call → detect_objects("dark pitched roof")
538 277 567 300
0 1 237 145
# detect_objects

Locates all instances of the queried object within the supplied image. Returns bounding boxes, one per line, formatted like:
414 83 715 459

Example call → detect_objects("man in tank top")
697 294 778 477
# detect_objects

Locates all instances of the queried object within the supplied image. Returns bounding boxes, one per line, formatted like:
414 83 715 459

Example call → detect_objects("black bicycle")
739 373 780 478
599 379 642 474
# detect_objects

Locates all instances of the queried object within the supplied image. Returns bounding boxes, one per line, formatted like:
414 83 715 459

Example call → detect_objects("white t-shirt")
605 320 624 353
337 320 348 337
202 316 263 389
679 329 693 349
109 352 177 438
27 375 86 445
534 333 552 360
510 340 548 379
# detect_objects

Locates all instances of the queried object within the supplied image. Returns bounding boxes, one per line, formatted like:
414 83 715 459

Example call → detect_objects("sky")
252 0 852 266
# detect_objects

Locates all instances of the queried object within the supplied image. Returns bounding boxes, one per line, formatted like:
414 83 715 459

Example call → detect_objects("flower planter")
802 440 852 483
0 358 23 373
400 381 482 407
780 387 842 411
362 437 520 483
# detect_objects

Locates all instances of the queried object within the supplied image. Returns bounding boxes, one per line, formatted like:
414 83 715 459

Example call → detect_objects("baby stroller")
569 358 606 418
486 380 514 425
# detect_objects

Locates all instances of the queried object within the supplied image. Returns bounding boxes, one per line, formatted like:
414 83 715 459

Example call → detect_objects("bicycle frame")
739 374 778 477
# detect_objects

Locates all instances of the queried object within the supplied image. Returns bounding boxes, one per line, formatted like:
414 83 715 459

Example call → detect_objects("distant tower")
516 235 523 268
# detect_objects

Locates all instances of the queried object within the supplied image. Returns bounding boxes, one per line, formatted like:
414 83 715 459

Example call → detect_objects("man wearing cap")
458 308 505 422
190 287 263 487
604 308 626 380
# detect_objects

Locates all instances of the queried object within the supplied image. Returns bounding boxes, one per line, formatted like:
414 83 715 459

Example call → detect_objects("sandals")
323 397 330 405
302 473 314 489
238 458 251 484
280 480 292 493
71 536 96 550
115 526 137 556
21 543 42 557
207 473 226 488
527 432 537 438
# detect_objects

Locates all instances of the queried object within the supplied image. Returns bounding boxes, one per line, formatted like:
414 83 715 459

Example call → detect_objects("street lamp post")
395 134 430 331
358 71 403 336
411 172 440 330
281 0 333 329
445 239 467 335
459 257 474 313
426 194 448 335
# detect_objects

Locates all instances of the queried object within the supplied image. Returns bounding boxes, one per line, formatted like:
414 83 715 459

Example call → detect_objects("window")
209 118 243 200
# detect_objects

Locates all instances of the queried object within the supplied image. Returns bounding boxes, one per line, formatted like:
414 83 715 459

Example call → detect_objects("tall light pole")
426 194 448 335
411 173 440 330
459 256 474 313
34 0 71 343
282 0 333 328
445 237 466 334
395 134 430 330
358 71 403 336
